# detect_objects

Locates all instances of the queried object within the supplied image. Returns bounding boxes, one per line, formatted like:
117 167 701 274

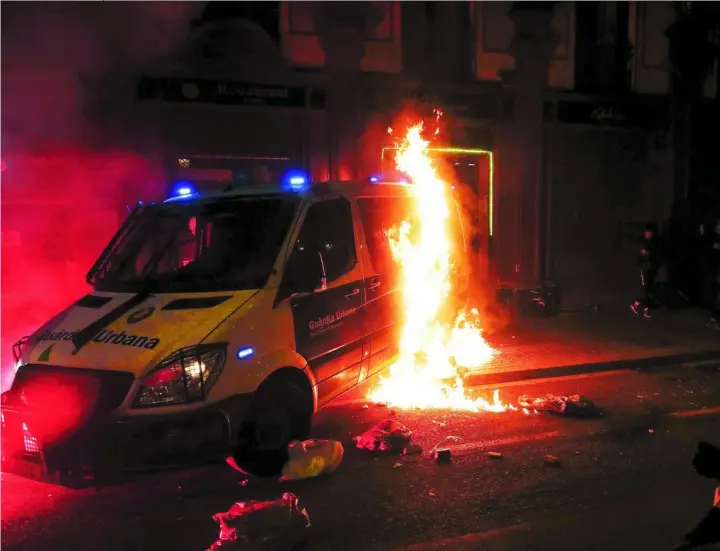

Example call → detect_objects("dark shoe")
630 303 640 315
643 308 652 320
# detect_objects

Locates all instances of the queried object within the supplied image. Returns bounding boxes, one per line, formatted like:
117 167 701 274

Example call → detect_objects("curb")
464 350 720 387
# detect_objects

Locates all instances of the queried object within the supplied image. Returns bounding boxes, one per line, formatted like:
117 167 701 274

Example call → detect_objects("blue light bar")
370 175 381 183
236 346 254 360
168 180 198 200
282 169 310 192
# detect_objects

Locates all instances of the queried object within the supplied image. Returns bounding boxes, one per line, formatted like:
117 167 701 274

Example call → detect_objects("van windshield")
90 195 299 293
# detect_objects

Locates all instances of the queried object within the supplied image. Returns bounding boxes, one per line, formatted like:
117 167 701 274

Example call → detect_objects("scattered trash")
393 462 403 469
403 444 423 456
428 488 436 497
543 454 561 467
354 419 413 453
281 440 344 482
429 435 461 456
433 449 452 464
518 393 601 417
362 404 369 410
206 492 310 551
487 451 503 459
240 479 249 487
648 429 655 434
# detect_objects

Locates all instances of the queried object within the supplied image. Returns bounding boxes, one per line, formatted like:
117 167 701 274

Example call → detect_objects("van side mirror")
284 251 327 298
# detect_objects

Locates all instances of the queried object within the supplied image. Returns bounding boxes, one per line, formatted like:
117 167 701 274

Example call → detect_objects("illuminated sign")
557 100 666 128
139 77 326 110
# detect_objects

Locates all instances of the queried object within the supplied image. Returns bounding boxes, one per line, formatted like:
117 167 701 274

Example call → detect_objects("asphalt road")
3 360 720 551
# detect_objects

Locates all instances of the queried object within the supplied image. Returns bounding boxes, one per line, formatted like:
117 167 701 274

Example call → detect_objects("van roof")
164 180 414 204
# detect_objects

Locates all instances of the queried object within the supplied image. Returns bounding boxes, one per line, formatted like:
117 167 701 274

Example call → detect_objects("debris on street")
281 440 344 482
354 419 413 453
488 451 503 459
518 393 601 417
428 488 436 497
403 444 423 456
429 435 462 456
543 454 561 467
206 492 310 551
393 462 403 469
433 449 452 464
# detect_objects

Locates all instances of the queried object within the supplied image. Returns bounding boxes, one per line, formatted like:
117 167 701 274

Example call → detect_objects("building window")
288 1 316 34
575 1 631 93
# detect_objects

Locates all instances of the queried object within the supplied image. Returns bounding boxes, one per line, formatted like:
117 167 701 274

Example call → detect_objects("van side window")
358 197 415 275
291 198 357 285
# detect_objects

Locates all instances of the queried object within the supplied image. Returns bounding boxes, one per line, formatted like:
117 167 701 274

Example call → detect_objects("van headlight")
133 343 227 408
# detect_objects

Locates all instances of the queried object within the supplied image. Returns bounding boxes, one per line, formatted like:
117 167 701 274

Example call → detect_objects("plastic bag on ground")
206 492 310 551
354 419 412 453
281 439 344 482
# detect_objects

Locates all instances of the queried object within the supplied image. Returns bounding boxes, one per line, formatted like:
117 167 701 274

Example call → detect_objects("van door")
281 197 366 406
357 196 413 377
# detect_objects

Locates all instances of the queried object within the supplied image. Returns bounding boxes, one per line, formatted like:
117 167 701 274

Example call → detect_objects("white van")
1 176 468 480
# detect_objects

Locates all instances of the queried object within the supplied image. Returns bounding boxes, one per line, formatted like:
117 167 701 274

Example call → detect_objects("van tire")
243 378 312 454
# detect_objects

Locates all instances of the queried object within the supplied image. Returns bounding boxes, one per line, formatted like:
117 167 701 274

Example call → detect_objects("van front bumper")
1 391 254 483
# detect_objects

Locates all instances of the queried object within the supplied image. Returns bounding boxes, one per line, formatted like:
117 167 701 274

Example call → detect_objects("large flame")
368 123 513 412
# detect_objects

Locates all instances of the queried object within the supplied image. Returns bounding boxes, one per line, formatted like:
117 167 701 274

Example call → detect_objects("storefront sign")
413 91 499 120
365 88 499 121
556 100 666 129
138 77 326 109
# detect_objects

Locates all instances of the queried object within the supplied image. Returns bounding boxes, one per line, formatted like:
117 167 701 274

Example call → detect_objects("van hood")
20 290 258 377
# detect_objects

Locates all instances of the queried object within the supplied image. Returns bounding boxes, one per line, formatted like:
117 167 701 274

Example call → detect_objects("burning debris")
518 393 601 418
366 122 509 412
206 493 310 551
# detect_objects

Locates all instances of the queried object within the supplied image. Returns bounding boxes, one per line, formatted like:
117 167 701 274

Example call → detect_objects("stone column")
496 4 556 287
316 2 383 180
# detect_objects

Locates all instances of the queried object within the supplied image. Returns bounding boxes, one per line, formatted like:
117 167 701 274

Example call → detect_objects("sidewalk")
470 308 720 383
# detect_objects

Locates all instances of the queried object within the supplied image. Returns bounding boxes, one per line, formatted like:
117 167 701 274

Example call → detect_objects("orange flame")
368 123 512 412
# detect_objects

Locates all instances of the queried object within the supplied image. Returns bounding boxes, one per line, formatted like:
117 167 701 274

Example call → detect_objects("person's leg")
644 268 658 308
635 268 656 318
631 268 646 315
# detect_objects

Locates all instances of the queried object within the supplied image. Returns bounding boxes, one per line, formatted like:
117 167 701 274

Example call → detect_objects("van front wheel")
244 380 312 453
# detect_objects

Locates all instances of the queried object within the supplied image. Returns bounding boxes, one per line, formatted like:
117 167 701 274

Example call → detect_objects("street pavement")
479 309 720 379
3 358 720 551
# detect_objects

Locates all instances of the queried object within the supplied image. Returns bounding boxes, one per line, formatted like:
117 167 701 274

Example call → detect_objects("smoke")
1 2 203 390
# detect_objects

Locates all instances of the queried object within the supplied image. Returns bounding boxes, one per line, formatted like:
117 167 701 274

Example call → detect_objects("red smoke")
1 3 203 390
1 151 164 389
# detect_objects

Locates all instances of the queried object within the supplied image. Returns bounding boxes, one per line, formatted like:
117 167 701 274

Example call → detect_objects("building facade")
130 1 717 307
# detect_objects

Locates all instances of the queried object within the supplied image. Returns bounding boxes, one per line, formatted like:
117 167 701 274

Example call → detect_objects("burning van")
1 169 474 483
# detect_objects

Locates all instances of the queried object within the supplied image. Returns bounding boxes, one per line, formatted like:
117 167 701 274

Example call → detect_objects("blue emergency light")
236 346 254 360
369 175 381 183
168 181 198 200
281 169 310 192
